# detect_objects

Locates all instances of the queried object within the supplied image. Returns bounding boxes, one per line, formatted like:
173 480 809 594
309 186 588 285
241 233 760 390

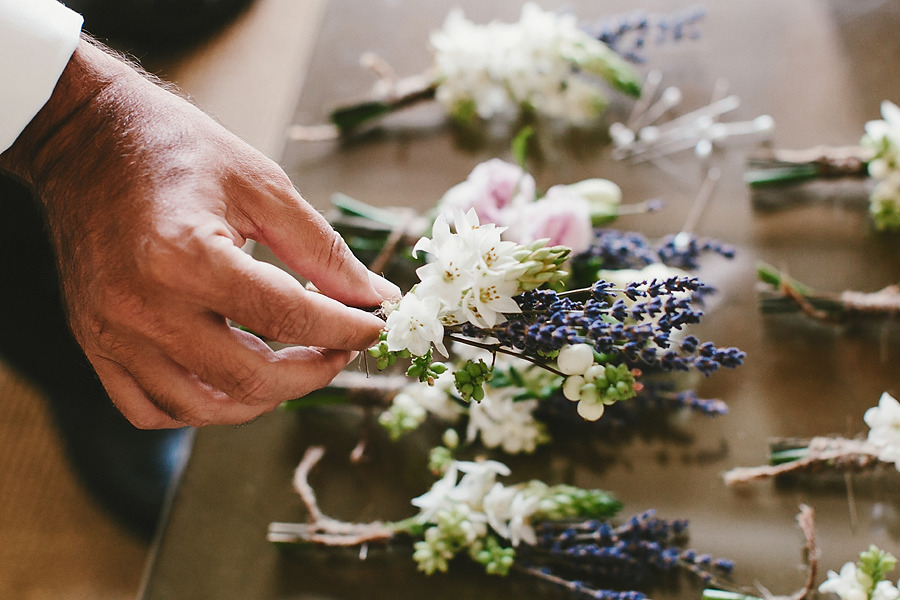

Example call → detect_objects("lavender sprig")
519 509 735 594
460 279 745 379
584 6 707 63
570 228 735 285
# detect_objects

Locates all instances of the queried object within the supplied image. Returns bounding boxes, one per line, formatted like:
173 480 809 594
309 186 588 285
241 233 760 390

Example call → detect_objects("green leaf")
511 126 535 168
330 101 392 132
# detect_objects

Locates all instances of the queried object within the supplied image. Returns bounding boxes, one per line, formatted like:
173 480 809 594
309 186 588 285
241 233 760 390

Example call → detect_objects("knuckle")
150 392 217 428
140 229 187 284
309 228 353 274
228 363 276 406
139 221 225 290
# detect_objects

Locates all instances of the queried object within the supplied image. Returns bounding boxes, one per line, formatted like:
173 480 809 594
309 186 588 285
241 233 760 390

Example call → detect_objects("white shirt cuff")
0 0 83 154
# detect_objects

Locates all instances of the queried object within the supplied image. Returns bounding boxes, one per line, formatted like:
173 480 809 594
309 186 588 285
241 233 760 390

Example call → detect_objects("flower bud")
564 178 623 225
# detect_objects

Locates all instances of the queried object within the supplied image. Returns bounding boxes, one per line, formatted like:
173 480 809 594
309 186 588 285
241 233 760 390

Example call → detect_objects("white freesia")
864 392 900 468
862 100 900 230
873 580 900 600
429 3 611 123
505 490 540 546
413 211 473 305
415 209 523 329
412 462 462 522
483 485 540 546
864 100 900 166
819 562 870 600
453 459 511 506
384 292 447 356
466 387 548 454
417 459 543 548
402 368 461 422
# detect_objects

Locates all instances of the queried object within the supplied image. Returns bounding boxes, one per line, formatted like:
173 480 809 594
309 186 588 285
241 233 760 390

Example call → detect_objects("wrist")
0 38 137 185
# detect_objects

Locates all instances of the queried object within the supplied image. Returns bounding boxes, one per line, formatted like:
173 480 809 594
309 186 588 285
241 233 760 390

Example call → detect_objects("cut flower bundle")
269 447 735 600
746 100 900 232
292 158 743 456
724 392 900 485
370 206 744 431
292 4 706 138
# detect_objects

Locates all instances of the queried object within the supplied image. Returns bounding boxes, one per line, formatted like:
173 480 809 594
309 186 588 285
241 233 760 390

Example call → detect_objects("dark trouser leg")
0 175 190 540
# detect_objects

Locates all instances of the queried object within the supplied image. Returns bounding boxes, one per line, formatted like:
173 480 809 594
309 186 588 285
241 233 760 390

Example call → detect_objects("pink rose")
440 159 536 226
507 186 593 254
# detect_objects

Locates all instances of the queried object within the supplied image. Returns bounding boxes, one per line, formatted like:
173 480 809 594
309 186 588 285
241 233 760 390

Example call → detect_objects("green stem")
756 262 815 296
331 192 404 227
744 164 820 188
330 80 437 133
444 334 566 377
769 447 811 465
757 262 846 317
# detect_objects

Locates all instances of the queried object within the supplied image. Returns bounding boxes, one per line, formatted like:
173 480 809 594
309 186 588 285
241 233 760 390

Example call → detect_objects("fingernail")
368 271 401 301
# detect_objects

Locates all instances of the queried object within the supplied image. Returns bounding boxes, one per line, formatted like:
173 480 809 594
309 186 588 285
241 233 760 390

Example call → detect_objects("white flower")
466 387 548 454
873 580 900 600
384 292 447 356
453 459 510 506
864 101 900 163
413 212 474 307
415 209 523 329
862 101 900 231
506 490 540 546
460 267 523 328
482 482 517 536
429 3 615 124
399 369 461 423
865 392 900 468
482 484 540 547
412 462 462 522
819 562 870 600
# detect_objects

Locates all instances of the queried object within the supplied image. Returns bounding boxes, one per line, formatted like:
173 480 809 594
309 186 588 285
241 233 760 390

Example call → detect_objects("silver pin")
631 86 682 131
625 69 663 130
708 115 775 148
674 166 721 249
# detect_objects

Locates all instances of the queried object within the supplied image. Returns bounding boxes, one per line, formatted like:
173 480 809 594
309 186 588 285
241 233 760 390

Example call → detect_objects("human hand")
0 39 399 428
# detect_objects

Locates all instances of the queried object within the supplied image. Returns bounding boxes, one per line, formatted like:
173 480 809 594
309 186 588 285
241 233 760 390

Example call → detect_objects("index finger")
227 171 399 307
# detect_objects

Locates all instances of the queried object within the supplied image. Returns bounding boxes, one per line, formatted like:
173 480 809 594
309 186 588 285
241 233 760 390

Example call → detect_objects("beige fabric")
0 363 147 600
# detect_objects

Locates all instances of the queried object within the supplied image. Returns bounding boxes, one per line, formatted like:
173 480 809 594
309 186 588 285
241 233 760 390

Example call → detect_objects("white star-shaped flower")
384 292 446 356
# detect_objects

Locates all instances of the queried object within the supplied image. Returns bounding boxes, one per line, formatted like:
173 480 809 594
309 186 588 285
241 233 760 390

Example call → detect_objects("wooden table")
140 1 900 598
